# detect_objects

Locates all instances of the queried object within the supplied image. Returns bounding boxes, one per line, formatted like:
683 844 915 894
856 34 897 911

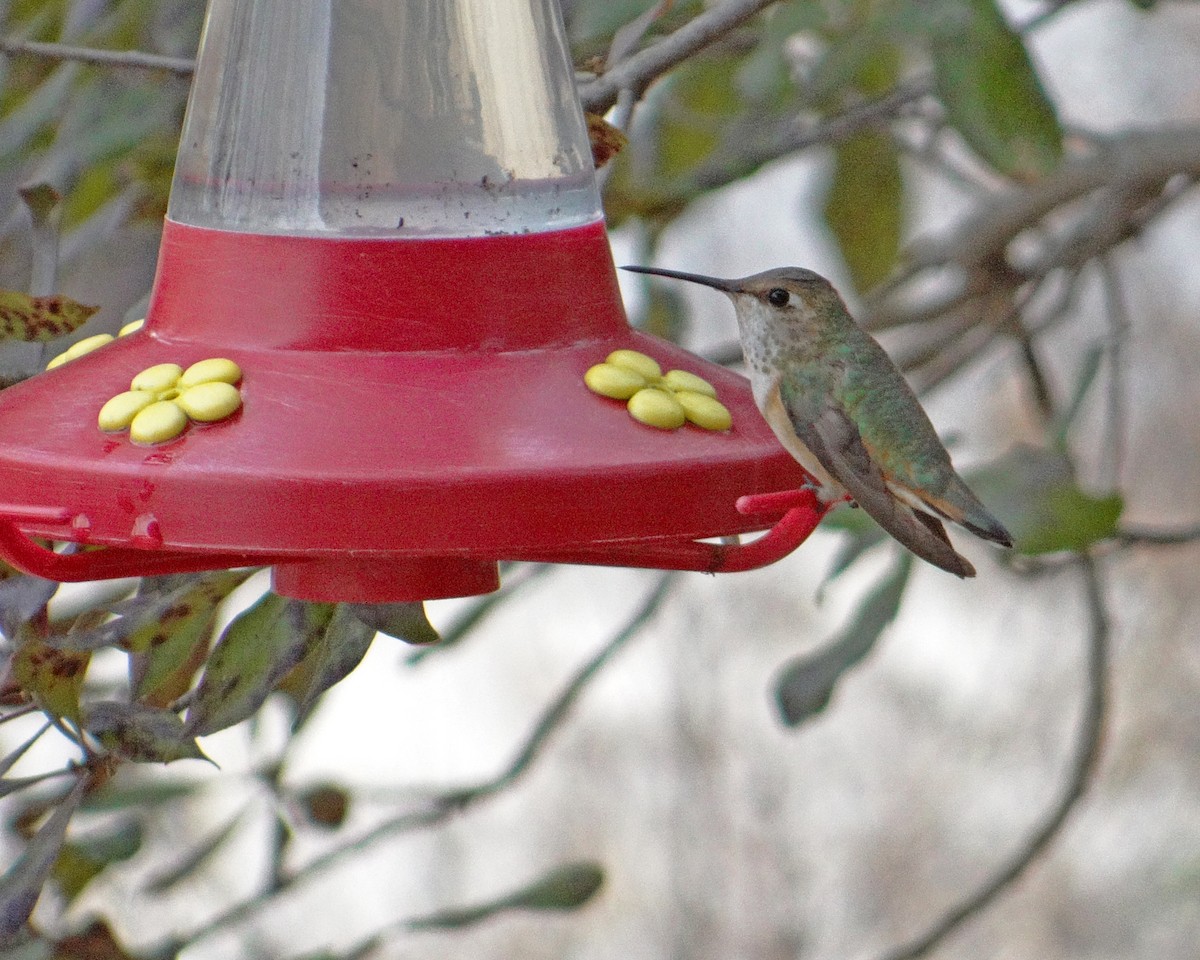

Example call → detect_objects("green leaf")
81 778 200 813
823 130 903 292
734 3 827 101
925 0 1062 179
17 182 59 224
775 553 912 726
966 445 1124 555
508 862 605 911
658 55 746 180
0 774 87 945
278 604 376 728
11 637 89 723
84 702 208 764
0 289 98 342
185 594 334 737
54 571 242 654
347 602 438 646
0 572 57 641
406 861 604 930
0 61 80 162
128 572 246 707
806 10 904 103
52 820 142 904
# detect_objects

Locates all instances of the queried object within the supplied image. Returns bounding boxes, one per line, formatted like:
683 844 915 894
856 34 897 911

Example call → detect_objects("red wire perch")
0 512 272 582
514 487 829 573
0 488 829 584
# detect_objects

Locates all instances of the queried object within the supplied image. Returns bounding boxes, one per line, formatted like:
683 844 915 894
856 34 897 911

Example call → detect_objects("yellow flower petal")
180 357 242 389
131 363 183 393
627 388 685 430
605 349 661 381
675 391 732 431
177 381 242 422
64 333 115 360
584 362 646 400
98 391 156 432
662 369 717 398
129 400 188 445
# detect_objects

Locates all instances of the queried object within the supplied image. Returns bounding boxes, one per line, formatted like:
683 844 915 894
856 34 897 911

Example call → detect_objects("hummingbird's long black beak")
621 265 737 293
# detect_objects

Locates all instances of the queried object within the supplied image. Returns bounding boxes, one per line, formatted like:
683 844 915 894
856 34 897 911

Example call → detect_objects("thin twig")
873 554 1110 960
0 37 194 75
406 563 553 665
185 574 676 947
0 703 41 727
1116 523 1200 547
596 86 638 192
1015 332 1057 424
459 572 676 799
1018 0 1092 34
1095 255 1130 491
579 0 783 113
686 79 932 193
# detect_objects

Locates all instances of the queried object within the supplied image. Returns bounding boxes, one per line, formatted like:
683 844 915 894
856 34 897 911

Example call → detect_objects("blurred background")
1 1 1199 958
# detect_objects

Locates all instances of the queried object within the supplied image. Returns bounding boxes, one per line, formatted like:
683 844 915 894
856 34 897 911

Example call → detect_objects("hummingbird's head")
622 263 837 301
622 265 843 333
724 267 838 313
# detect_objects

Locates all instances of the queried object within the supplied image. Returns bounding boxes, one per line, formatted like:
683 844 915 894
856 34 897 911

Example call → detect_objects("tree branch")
889 129 1200 288
1116 523 1200 547
0 37 194 74
685 78 932 193
578 0 783 113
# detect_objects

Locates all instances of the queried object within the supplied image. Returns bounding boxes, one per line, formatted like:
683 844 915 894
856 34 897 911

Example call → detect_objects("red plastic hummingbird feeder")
0 0 825 602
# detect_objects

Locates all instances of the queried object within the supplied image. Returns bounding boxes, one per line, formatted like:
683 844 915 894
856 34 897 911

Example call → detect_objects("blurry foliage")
596 0 1063 284
0 0 1188 956
0 0 196 290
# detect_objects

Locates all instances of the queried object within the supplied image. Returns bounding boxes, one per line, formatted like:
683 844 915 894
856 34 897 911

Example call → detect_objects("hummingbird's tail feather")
900 479 1013 548
910 509 976 578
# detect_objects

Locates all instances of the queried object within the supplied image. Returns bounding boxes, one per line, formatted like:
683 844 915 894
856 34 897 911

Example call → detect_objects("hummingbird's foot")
801 480 853 507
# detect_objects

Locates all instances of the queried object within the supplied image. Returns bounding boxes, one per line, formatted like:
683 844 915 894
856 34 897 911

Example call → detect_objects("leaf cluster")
0 569 447 951
595 0 1067 292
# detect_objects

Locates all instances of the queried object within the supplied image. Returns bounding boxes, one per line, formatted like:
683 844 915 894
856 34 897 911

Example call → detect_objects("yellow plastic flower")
584 349 732 432
46 316 145 370
99 357 243 445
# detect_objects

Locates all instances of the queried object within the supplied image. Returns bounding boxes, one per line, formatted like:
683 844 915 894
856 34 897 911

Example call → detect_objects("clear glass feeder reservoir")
172 0 602 237
0 0 818 602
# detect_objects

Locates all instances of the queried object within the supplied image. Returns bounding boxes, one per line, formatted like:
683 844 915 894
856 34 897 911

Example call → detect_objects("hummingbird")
622 265 1012 577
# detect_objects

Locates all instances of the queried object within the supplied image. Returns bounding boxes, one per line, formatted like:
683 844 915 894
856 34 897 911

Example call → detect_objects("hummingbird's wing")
790 404 977 578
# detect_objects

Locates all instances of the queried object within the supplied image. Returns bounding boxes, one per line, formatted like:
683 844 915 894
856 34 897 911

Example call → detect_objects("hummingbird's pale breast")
733 296 842 494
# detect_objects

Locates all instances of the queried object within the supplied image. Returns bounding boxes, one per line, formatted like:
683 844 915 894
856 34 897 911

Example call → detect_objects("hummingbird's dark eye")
767 287 790 307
